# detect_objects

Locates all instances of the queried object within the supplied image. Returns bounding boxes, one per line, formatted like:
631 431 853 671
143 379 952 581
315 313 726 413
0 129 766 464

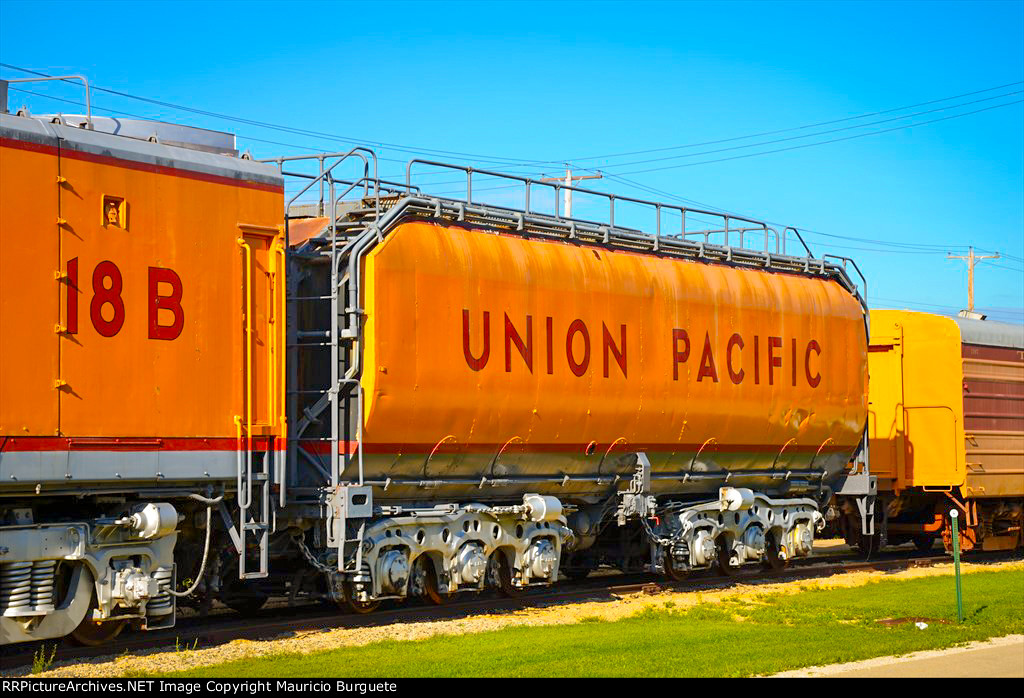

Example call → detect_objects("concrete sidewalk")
775 635 1024 678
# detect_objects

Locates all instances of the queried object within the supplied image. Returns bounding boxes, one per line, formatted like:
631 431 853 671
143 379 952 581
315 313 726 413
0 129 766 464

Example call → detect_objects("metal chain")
291 532 334 575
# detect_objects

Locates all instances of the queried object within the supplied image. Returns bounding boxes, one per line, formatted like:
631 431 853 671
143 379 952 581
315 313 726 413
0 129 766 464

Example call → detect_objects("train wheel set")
0 81 1021 647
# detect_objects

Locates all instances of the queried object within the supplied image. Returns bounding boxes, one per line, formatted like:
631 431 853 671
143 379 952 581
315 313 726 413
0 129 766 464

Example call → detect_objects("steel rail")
5 550 1017 671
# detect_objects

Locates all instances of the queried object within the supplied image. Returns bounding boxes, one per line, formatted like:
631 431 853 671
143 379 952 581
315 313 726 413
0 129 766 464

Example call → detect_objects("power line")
604 100 1024 176
6 86 541 182
0 62 564 168
978 260 1024 273
871 296 1023 319
588 90 1021 172
16 85 1002 262
582 167 978 254
5 62 1022 177
5 64 1018 263
559 80 1024 164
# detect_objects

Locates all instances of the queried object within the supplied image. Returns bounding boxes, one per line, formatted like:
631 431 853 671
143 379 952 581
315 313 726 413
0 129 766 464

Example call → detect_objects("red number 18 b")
63 259 183 340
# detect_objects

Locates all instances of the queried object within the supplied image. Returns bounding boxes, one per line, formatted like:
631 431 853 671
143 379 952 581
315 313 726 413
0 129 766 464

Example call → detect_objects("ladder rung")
243 523 269 531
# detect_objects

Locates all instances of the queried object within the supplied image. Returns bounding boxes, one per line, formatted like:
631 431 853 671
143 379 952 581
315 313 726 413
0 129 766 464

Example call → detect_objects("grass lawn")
155 567 1024 678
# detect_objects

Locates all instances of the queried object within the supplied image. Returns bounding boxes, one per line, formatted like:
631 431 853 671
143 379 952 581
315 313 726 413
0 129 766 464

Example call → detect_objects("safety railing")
405 159 815 258
259 149 379 227
5 75 94 129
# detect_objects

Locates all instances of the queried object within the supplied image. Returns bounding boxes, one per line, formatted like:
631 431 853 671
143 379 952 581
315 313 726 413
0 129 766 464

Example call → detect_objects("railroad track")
2 549 1015 671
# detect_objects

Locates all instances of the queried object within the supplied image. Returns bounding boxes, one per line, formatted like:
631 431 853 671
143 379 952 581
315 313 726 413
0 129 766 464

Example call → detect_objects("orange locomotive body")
0 110 284 644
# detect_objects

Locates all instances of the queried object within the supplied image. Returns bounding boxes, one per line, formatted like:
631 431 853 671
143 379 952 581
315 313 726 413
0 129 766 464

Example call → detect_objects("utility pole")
947 247 999 312
539 166 602 218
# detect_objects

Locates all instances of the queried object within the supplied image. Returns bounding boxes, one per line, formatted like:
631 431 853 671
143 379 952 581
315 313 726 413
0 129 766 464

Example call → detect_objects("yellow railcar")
863 309 1023 552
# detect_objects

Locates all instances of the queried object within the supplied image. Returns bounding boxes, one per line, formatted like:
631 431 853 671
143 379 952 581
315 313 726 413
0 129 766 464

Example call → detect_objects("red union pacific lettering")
461 310 821 387
462 309 490 371
726 333 744 384
504 313 533 373
672 328 823 388
602 323 627 378
565 319 590 377
462 310 626 378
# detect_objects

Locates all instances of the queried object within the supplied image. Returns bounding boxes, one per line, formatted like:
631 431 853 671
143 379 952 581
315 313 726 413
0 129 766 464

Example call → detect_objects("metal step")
237 446 271 579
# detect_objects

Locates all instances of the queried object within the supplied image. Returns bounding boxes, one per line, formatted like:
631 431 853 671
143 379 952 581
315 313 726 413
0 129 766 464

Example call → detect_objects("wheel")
410 556 449 605
486 552 519 597
716 538 738 576
762 533 788 572
913 535 936 552
69 602 127 646
664 554 689 582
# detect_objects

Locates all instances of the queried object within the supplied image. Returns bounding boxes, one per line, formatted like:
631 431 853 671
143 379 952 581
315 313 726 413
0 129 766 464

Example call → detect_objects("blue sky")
3 0 1022 322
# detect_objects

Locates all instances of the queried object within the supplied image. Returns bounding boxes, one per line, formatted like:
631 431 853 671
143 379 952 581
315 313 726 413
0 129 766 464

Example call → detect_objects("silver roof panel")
954 316 1024 350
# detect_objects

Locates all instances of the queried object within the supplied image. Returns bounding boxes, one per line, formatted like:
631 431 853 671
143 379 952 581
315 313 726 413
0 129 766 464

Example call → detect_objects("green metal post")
950 509 964 623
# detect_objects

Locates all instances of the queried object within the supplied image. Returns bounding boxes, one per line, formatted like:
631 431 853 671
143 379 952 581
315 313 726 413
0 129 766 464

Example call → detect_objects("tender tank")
351 219 868 502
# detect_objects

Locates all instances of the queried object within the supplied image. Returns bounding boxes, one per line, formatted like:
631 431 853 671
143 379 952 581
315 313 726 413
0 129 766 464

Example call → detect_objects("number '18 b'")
64 258 184 340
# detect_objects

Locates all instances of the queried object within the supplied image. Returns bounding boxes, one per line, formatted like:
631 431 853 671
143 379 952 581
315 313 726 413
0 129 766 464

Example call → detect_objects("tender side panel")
962 343 1024 499
868 310 966 491
54 144 282 439
0 133 60 437
362 220 867 464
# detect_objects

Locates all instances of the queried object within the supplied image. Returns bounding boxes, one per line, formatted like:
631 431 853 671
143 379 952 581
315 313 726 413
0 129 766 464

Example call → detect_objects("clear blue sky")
3 0 1022 322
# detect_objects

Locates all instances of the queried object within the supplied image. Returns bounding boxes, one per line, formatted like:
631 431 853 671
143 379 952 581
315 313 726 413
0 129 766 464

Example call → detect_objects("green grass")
153 567 1024 678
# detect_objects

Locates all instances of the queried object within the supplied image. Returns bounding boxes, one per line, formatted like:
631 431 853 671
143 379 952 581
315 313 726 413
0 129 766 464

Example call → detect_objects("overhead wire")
4 63 1020 317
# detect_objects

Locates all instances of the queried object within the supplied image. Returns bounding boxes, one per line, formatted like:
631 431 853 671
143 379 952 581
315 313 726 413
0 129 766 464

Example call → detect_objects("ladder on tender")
265 150 394 519
236 431 270 579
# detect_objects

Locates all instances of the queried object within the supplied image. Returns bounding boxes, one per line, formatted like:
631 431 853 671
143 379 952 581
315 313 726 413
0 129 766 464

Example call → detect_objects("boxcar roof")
955 316 1024 350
